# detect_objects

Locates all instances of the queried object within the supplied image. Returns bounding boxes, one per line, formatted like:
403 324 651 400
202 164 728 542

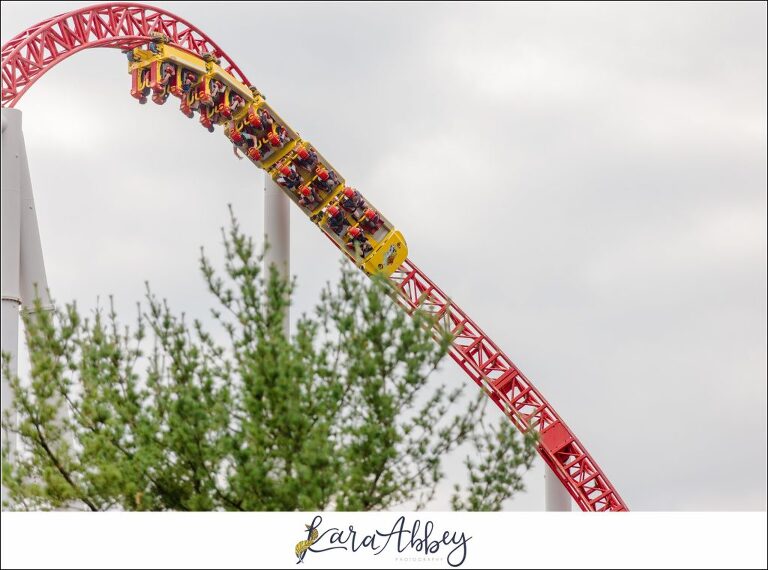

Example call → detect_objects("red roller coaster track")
1 3 628 511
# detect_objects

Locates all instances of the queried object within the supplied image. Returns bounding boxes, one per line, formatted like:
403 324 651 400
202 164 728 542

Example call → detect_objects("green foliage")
1 209 537 511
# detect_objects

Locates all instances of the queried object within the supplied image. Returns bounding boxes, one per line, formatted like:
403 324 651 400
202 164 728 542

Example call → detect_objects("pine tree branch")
30 421 98 512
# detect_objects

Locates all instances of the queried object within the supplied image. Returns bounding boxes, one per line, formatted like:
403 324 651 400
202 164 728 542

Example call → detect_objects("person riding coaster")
314 166 338 192
149 63 174 105
199 106 215 132
215 92 232 119
246 141 263 161
276 164 301 189
178 71 200 117
267 125 289 147
341 187 365 212
246 108 262 128
150 62 176 98
137 68 151 104
295 145 318 171
182 71 197 94
326 205 349 235
258 108 274 131
209 95 232 124
248 149 262 160
346 226 373 257
298 185 320 209
225 114 263 160
360 208 382 233
226 121 250 146
256 136 275 159
209 79 225 104
229 93 245 116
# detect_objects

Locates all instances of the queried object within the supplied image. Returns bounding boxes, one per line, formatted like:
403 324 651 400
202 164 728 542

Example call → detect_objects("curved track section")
1 2 249 108
1 3 628 511
389 260 627 511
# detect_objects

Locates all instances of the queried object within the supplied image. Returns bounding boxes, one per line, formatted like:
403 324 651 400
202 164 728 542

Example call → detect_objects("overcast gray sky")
1 1 766 511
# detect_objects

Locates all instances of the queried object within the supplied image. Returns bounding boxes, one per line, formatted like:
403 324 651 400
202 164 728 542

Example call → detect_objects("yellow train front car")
127 36 407 276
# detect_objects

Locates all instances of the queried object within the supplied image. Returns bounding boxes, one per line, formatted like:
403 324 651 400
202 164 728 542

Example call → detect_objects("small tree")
1 209 537 511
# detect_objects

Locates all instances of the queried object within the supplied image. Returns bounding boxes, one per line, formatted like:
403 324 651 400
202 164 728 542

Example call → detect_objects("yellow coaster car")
128 41 408 276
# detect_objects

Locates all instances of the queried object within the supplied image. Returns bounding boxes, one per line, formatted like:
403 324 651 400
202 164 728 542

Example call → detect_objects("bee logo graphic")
294 522 319 564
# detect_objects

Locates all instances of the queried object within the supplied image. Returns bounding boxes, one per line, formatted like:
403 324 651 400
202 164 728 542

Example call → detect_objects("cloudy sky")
1 1 766 511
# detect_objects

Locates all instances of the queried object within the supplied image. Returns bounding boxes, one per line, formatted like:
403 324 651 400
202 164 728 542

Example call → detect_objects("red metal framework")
1 2 249 108
388 259 628 511
1 3 628 511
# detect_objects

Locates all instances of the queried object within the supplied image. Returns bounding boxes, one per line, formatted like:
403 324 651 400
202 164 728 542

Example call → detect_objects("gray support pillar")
2 108 57 508
263 172 290 337
545 464 572 511
19 136 51 311
1 108 23 504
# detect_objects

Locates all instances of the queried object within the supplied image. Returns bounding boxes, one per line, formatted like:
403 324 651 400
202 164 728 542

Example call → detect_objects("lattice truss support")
388 259 627 512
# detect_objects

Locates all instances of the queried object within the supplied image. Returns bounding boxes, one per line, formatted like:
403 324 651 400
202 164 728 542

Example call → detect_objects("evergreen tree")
1 209 537 511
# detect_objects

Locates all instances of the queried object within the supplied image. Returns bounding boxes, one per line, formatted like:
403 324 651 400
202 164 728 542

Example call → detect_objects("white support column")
2 109 58 508
545 464 572 511
19 135 51 311
1 108 23 503
18 115 69 453
263 172 290 336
